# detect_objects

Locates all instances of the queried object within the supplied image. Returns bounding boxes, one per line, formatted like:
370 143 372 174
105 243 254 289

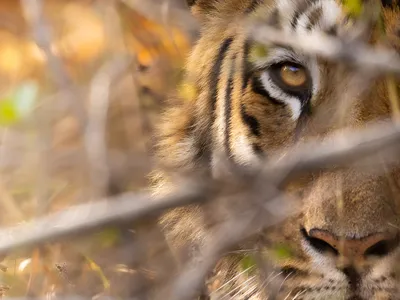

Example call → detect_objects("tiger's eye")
280 65 307 87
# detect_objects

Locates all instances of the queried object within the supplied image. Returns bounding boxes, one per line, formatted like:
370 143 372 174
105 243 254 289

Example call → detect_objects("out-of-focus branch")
0 121 398 258
120 0 199 36
167 121 400 300
20 0 86 127
265 121 400 180
0 180 209 256
250 23 400 76
167 192 293 300
86 56 133 197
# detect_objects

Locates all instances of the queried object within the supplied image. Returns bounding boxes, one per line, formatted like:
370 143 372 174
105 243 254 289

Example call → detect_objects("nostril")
364 240 390 256
301 228 339 255
364 237 399 257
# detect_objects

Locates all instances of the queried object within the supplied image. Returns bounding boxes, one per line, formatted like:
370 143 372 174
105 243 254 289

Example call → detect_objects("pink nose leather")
309 229 394 260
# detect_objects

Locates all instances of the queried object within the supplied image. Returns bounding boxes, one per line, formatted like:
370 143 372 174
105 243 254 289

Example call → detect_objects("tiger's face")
156 0 400 299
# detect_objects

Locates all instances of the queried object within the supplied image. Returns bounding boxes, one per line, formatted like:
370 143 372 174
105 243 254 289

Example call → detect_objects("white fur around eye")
260 72 302 120
254 47 320 121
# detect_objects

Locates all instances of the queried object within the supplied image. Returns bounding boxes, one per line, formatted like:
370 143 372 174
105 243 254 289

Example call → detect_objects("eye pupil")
280 64 307 87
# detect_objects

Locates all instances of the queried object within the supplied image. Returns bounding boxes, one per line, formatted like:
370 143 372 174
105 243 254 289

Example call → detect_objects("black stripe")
294 102 312 142
240 104 260 137
291 0 319 30
242 41 252 92
186 0 196 7
306 6 323 31
224 56 236 157
210 37 234 112
325 25 338 36
245 0 262 13
381 0 398 8
251 76 284 106
188 119 210 164
252 143 263 156
280 266 309 277
267 8 281 28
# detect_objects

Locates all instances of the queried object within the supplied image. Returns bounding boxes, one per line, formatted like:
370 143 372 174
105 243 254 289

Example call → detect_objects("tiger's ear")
186 0 220 21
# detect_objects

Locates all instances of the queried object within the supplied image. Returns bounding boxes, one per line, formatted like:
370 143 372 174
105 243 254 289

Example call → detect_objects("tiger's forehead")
251 0 343 33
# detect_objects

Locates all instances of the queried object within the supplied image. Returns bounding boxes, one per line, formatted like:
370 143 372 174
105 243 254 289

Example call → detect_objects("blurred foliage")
270 244 294 261
342 0 363 17
0 0 194 298
249 43 269 63
0 81 38 125
239 255 256 274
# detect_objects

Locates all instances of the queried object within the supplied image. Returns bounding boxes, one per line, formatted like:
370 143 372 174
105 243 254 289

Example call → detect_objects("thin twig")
263 121 400 181
85 56 132 197
166 193 292 300
250 23 400 76
120 0 199 37
0 181 209 256
20 0 86 127
0 121 398 256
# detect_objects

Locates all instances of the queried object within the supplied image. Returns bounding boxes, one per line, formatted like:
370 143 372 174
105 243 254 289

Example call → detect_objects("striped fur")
154 1 400 299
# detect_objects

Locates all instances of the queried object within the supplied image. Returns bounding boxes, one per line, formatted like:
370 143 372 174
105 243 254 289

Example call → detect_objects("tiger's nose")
305 229 399 260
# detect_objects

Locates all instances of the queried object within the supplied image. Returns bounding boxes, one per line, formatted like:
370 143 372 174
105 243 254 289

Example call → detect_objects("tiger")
152 0 400 299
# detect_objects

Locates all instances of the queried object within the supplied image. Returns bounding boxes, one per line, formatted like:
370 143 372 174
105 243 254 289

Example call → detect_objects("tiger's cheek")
236 91 297 157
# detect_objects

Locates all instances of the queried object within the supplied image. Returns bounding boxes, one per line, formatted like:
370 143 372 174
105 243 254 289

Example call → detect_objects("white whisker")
283 290 293 300
277 271 293 295
210 265 255 295
227 277 258 300
292 289 307 299
254 270 276 299
220 276 256 300
238 282 260 300
265 271 283 286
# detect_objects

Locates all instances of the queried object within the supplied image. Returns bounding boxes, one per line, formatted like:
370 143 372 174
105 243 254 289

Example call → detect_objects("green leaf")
0 81 38 126
178 82 198 101
240 255 256 273
83 255 110 291
96 227 121 248
249 43 269 63
271 244 294 260
343 0 363 17
0 100 18 125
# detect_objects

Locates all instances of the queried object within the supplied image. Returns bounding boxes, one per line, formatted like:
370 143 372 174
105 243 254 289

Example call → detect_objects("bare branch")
85 56 133 197
266 121 400 180
121 0 199 36
167 192 294 300
250 23 400 76
0 121 397 274
20 0 86 127
0 181 209 256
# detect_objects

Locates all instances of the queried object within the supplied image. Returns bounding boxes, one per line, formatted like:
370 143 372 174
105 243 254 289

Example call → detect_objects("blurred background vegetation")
0 0 195 297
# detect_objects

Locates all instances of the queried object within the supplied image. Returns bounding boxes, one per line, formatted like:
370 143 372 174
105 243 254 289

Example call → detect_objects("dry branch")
20 0 87 127
0 121 398 259
86 56 133 197
265 121 400 180
0 181 208 256
167 122 400 300
3 6 400 298
121 0 199 35
250 23 400 76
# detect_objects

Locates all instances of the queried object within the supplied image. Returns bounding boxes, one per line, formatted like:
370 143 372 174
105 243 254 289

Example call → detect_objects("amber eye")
280 64 307 87
267 62 311 97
